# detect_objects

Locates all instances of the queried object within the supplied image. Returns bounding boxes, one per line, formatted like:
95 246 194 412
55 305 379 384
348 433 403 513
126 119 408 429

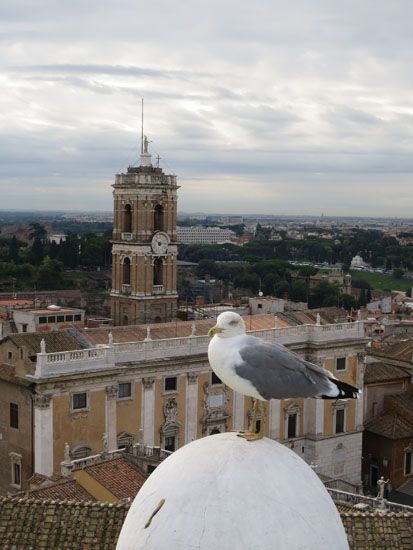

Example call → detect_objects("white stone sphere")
117 433 348 550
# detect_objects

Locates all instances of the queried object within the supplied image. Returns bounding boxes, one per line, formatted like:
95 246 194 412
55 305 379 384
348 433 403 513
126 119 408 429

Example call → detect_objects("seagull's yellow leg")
238 400 266 441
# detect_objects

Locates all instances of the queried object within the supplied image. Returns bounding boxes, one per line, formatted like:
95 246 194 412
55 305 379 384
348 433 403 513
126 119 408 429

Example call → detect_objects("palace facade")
0 315 366 494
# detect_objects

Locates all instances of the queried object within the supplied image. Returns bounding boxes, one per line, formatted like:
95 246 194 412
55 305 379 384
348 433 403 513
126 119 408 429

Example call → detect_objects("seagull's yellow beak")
208 325 223 337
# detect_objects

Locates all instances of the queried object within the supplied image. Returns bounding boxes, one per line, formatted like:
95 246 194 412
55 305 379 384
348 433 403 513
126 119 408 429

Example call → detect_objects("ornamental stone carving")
357 352 366 363
143 377 155 389
164 398 178 424
32 393 52 409
161 398 181 435
201 382 230 435
187 372 198 384
105 385 118 399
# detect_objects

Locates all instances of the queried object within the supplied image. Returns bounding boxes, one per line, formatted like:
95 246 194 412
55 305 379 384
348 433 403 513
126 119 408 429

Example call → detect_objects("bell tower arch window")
123 257 131 285
154 204 164 231
153 258 163 286
123 204 132 233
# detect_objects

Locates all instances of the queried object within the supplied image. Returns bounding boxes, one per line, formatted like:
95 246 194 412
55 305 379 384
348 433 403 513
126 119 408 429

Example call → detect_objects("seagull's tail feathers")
321 378 360 400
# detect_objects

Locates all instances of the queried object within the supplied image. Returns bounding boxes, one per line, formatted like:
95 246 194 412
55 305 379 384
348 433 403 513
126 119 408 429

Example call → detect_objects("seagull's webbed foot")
237 431 263 441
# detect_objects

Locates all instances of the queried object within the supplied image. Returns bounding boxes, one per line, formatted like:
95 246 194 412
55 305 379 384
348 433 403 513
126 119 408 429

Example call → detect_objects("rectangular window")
255 420 261 434
7 351 12 360
405 451 412 476
13 462 21 486
335 409 345 434
74 314 81 321
336 357 346 371
211 372 222 385
72 392 87 410
257 303 263 309
57 315 65 322
118 382 132 399
164 377 177 392
38 317 47 324
22 324 27 333
10 403 19 429
65 315 74 322
47 316 56 323
287 413 297 438
165 436 176 452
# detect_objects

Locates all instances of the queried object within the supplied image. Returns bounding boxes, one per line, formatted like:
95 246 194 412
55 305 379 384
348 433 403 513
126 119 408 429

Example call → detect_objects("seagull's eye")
229 319 238 326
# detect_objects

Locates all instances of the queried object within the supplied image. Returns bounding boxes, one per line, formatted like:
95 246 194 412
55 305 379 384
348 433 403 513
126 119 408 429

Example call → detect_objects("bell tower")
110 136 179 325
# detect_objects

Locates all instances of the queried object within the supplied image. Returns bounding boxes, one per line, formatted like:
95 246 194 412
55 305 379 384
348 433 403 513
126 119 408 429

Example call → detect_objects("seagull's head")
208 311 246 338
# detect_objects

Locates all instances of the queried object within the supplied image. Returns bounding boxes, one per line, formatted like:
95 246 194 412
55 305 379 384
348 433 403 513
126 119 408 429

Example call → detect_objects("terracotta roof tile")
374 340 413 363
84 457 146 500
385 393 413 423
365 412 413 439
364 362 410 384
4 330 87 355
0 497 128 549
341 512 413 549
79 308 348 347
28 479 96 502
0 498 412 549
78 314 278 345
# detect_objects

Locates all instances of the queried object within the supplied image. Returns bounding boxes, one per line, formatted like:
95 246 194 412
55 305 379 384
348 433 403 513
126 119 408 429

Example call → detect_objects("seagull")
208 311 360 441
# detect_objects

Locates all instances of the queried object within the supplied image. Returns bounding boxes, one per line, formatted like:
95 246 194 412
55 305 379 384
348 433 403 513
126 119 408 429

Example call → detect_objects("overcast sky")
1 1 413 216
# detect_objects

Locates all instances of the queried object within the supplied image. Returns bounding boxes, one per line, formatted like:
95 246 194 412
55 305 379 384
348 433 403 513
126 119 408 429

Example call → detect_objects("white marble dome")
117 433 348 550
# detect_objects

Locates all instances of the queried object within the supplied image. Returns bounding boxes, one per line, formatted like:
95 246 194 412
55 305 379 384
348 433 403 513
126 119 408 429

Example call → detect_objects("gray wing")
234 335 335 399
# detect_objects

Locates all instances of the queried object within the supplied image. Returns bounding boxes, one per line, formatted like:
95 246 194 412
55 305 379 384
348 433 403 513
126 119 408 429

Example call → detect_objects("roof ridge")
0 495 130 508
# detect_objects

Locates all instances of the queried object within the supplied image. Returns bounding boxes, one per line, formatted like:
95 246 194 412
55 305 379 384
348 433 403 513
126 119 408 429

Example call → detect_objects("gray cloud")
1 1 413 216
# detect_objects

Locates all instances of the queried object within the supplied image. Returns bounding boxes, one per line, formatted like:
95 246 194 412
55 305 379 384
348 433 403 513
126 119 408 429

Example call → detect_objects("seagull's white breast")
208 335 263 400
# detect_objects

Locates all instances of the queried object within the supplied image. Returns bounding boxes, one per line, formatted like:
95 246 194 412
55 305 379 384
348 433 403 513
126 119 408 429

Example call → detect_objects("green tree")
28 222 47 241
30 237 44 265
290 280 308 302
357 289 367 308
309 281 340 308
339 293 356 310
36 257 64 290
8 236 20 263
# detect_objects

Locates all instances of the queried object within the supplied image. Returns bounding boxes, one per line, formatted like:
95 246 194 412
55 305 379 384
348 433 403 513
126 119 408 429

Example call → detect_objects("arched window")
123 258 131 284
154 205 164 231
123 204 132 232
70 445 92 460
153 258 163 286
210 428 220 435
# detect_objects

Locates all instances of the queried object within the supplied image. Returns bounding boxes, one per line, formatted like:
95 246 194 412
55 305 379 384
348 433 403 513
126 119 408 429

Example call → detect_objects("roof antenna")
140 98 144 155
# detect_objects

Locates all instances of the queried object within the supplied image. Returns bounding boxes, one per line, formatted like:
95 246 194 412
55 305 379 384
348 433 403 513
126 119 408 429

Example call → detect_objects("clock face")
151 232 169 254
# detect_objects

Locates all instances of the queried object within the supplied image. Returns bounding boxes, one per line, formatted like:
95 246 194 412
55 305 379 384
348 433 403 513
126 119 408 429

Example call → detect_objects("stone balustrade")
327 488 413 513
34 321 365 379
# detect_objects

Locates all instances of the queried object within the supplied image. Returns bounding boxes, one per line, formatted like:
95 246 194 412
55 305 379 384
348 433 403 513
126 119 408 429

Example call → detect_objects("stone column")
105 385 118 451
306 398 324 436
185 372 198 443
33 394 53 476
268 399 281 440
142 377 155 446
356 353 365 430
232 391 244 432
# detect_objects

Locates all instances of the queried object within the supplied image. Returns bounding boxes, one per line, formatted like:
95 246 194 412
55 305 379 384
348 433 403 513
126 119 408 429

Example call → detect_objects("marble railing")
327 488 413 513
34 321 365 378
